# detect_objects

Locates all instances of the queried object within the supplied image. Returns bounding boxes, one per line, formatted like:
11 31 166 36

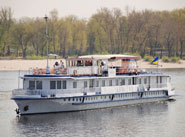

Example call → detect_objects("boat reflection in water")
15 101 169 137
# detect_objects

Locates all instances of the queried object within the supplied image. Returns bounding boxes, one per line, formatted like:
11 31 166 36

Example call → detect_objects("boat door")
156 76 159 88
132 77 136 85
148 76 151 90
97 59 102 75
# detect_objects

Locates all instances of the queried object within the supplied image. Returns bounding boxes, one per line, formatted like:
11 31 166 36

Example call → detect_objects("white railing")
150 83 167 89
12 89 42 96
12 87 102 97
137 83 168 91
101 85 138 94
12 83 169 97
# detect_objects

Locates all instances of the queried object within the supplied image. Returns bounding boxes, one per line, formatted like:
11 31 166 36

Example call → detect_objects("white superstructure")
12 55 175 115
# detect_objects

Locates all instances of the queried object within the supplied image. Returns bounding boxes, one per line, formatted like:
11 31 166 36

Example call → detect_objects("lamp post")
44 15 50 74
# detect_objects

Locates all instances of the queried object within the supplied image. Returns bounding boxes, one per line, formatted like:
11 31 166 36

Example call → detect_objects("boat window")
133 77 136 85
57 81 61 89
72 60 75 66
68 60 71 67
156 76 158 83
36 81 42 89
116 79 119 86
63 81 67 89
109 80 112 86
73 81 77 88
84 81 87 88
102 80 105 87
85 60 92 66
50 81 56 89
139 78 141 84
128 79 131 85
96 81 99 87
89 79 94 88
29 81 35 90
160 76 162 83
144 78 147 84
121 79 125 85
77 60 83 66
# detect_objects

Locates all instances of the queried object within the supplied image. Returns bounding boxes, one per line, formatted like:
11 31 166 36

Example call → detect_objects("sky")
0 0 185 19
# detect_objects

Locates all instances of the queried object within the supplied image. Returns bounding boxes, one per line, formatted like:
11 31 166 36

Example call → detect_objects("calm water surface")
0 69 185 137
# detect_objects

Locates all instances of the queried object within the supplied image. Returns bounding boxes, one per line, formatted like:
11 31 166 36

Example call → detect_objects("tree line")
0 7 185 58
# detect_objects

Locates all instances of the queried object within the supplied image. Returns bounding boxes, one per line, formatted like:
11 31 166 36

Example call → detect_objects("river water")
0 69 185 137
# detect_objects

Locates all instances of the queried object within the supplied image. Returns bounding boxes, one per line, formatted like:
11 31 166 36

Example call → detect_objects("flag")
152 57 159 65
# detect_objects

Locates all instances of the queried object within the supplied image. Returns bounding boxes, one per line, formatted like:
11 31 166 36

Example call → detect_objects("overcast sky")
0 0 185 19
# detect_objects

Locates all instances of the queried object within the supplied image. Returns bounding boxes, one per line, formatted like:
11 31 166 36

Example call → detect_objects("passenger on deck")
52 60 66 74
60 60 65 68
54 62 60 69
59 60 67 74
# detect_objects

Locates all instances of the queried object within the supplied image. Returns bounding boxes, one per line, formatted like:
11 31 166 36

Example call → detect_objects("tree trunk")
180 40 183 58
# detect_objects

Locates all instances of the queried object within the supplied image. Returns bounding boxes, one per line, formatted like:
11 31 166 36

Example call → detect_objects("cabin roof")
67 58 93 61
110 56 140 60
79 54 140 60
23 72 169 79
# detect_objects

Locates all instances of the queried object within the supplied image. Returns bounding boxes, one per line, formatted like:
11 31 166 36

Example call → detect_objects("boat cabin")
66 55 140 76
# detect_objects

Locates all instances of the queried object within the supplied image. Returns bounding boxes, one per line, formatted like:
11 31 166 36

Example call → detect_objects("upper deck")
30 54 141 77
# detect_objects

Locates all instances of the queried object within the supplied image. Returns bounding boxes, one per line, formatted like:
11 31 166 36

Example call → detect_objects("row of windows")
50 81 67 89
62 91 166 102
74 78 147 89
28 78 147 90
28 80 67 90
29 77 162 90
29 81 42 90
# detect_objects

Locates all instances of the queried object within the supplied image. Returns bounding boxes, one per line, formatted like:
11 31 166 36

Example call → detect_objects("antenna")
44 15 50 74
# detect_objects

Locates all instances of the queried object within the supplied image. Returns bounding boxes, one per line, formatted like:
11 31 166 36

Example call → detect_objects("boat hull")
14 96 171 115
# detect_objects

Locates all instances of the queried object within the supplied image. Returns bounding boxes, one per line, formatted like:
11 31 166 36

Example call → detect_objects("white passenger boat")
12 54 175 115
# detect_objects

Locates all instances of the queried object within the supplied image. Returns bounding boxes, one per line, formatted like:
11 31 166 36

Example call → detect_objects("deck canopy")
79 54 140 60
109 56 140 60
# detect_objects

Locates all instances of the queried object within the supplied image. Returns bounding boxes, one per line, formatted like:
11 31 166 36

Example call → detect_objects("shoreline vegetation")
1 6 185 71
0 7 185 61
0 58 185 71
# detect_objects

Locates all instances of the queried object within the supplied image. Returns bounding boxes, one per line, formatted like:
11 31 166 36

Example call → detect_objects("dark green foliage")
182 56 185 60
144 55 154 62
171 57 180 63
162 56 170 62
0 7 185 59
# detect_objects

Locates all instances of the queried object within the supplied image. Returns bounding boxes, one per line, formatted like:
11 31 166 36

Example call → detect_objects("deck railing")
12 89 42 96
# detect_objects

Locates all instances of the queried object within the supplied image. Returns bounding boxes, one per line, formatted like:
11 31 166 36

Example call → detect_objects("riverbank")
137 59 185 69
0 59 185 71
0 59 59 71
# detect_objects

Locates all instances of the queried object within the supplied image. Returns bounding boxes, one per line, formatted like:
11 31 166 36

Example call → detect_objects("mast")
44 15 50 74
